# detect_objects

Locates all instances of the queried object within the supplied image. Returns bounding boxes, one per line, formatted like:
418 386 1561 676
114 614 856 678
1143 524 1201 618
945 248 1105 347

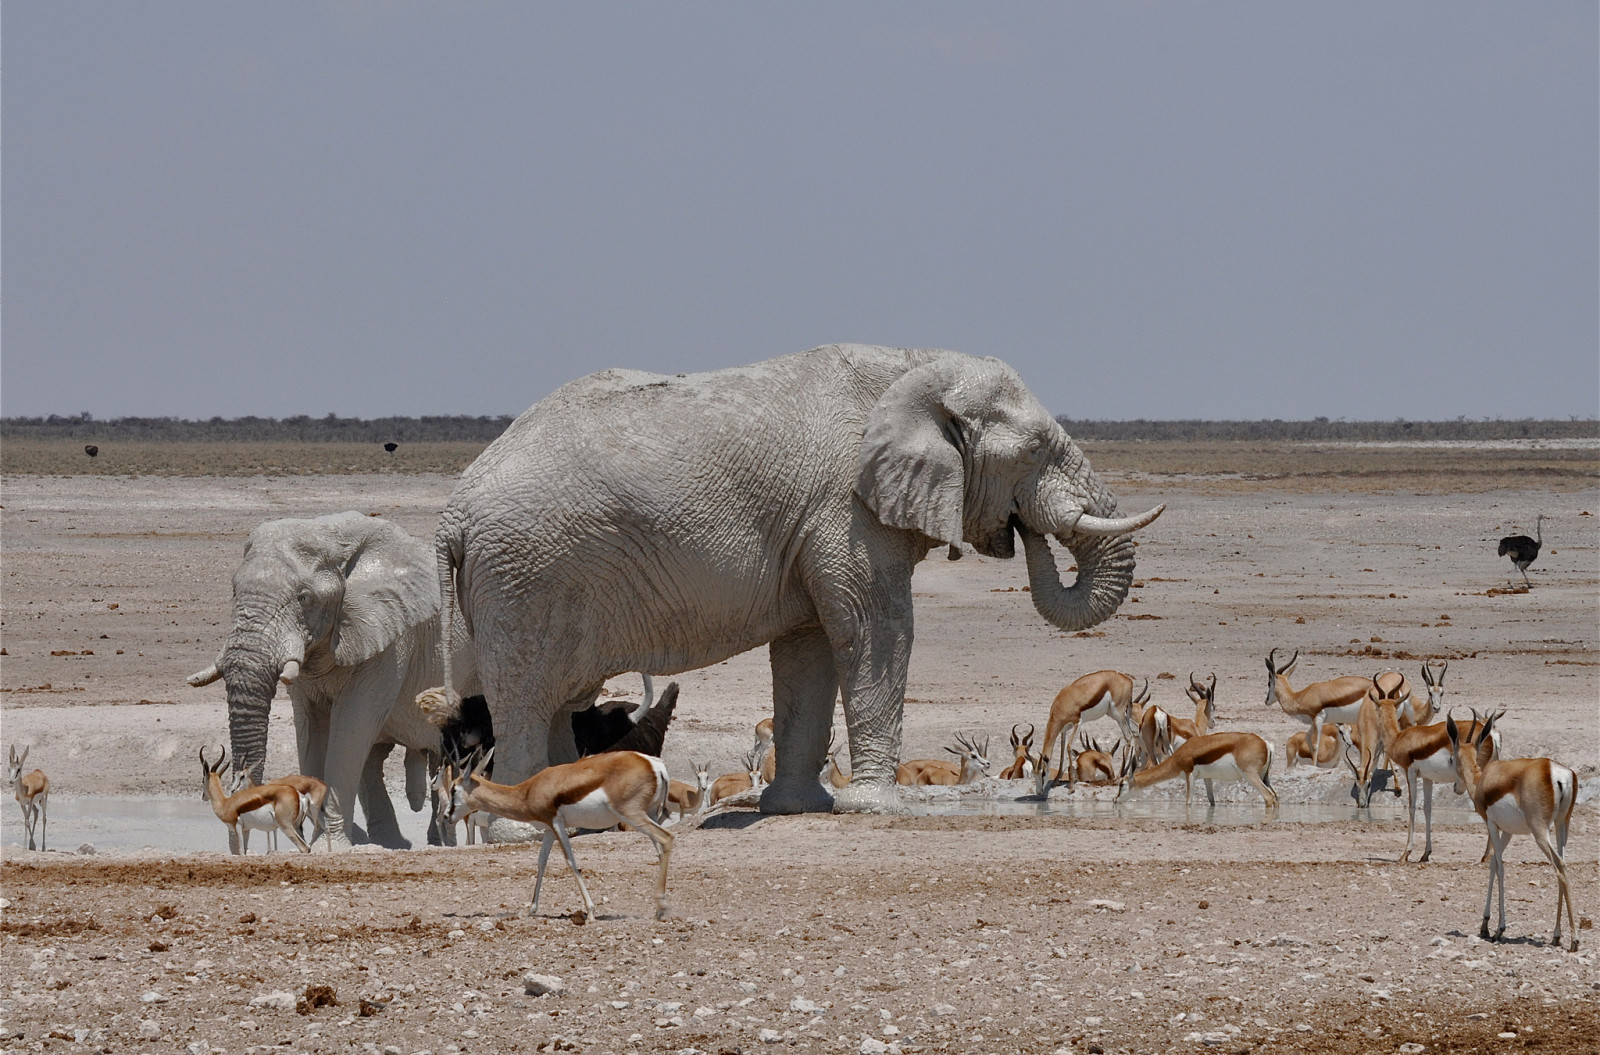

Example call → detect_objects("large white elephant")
189 512 478 848
433 344 1162 818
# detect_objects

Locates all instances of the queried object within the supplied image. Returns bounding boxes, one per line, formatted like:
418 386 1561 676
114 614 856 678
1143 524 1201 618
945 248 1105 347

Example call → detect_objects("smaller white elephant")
188 512 478 849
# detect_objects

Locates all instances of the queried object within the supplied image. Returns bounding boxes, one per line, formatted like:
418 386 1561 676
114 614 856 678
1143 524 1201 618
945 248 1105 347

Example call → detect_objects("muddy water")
0 795 433 855
2 791 1481 855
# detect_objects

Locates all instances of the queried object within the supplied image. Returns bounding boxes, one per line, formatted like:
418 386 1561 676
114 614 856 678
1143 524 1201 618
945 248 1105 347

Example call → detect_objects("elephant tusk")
279 659 301 684
1070 504 1165 537
187 664 222 687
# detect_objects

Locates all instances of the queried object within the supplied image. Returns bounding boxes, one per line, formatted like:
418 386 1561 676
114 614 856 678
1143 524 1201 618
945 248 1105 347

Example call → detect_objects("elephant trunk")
1019 524 1136 633
219 633 304 784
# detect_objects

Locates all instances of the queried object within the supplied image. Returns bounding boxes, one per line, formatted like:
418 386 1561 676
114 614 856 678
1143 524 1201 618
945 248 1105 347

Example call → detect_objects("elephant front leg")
824 593 914 816
758 626 839 815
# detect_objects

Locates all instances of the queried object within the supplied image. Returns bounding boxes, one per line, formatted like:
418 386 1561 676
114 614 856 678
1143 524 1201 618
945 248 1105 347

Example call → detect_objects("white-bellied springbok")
434 758 492 845
1446 711 1578 950
707 749 764 806
752 717 776 783
1354 683 1497 863
1035 671 1145 796
1286 723 1346 770
666 760 713 822
1114 731 1279 810
1138 672 1218 766
999 723 1036 780
1069 732 1120 786
200 748 313 855
1409 659 1448 728
1263 649 1375 768
229 768 333 851
1345 670 1414 806
7 747 49 852
444 747 675 921
897 731 993 786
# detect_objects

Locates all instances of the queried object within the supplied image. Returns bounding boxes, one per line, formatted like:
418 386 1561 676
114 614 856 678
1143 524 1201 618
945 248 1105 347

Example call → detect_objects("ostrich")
83 444 98 457
382 442 399 453
1498 515 1545 588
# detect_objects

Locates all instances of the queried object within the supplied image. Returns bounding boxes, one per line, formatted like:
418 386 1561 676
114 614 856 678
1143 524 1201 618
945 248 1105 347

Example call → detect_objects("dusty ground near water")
2 444 1598 1054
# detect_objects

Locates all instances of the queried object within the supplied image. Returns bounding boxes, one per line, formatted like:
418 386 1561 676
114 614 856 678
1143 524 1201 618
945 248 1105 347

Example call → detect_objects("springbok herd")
6 649 1581 951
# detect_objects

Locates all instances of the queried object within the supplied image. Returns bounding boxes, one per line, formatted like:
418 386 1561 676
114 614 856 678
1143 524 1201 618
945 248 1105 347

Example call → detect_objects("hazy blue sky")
4 3 1595 420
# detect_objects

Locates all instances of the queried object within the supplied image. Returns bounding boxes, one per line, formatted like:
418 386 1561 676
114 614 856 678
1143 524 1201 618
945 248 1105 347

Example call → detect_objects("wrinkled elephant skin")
435 345 1160 825
189 512 478 848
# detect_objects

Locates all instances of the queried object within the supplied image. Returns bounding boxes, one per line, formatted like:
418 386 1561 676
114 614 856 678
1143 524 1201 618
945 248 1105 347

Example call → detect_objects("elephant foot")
827 780 907 816
365 826 413 851
486 818 542 844
758 778 834 815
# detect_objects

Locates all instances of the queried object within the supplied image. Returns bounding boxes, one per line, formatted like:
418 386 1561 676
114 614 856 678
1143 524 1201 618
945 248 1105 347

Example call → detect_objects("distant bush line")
0 413 1593 444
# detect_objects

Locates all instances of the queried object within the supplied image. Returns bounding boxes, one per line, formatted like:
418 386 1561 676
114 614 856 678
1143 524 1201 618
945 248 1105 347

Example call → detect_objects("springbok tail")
1263 741 1275 786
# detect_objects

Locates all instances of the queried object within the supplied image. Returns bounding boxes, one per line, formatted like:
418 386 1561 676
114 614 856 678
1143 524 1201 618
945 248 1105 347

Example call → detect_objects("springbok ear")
326 515 439 667
854 359 971 546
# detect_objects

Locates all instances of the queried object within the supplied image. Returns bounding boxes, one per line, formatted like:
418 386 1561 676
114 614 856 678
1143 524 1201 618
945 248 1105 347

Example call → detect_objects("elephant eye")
296 590 312 606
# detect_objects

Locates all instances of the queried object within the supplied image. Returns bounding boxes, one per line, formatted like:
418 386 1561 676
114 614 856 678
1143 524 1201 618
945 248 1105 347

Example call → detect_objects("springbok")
199 748 313 855
1138 673 1218 766
897 731 992 786
1446 711 1578 950
434 758 492 845
1354 683 1498 863
752 717 776 783
999 723 1036 780
1345 670 1414 806
1286 723 1346 770
1069 732 1120 786
6 747 49 851
229 768 333 851
444 747 675 921
1114 731 1278 810
1410 659 1447 727
1035 671 1145 796
666 760 713 821
708 749 764 806
1263 649 1374 768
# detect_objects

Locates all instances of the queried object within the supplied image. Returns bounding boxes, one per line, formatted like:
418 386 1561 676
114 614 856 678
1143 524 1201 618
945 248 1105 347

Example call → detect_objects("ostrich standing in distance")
1498 515 1545 588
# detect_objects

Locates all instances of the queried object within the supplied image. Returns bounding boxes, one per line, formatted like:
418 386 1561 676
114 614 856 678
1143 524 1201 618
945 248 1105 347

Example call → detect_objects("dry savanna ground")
2 439 1598 1055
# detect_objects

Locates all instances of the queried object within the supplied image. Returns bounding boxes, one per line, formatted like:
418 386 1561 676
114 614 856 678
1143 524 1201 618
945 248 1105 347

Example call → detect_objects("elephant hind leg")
759 626 838 815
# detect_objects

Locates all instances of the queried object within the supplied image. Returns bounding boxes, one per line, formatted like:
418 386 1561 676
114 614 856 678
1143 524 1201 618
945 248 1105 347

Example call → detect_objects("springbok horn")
1134 676 1150 706
1070 504 1166 536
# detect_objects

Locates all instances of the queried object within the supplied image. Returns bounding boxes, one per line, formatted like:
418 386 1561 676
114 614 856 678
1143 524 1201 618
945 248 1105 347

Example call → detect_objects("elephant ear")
325 514 439 667
854 357 982 545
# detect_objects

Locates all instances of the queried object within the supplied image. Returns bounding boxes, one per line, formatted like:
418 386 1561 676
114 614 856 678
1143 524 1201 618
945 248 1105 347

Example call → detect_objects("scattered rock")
758 1028 784 1043
789 996 821 1014
249 991 296 1009
860 1038 890 1054
524 973 566 997
358 998 387 1016
136 1020 160 1039
140 991 167 1003
1089 900 1127 912
931 1003 958 1016
295 985 338 1014
76 843 95 855
1399 1044 1426 1053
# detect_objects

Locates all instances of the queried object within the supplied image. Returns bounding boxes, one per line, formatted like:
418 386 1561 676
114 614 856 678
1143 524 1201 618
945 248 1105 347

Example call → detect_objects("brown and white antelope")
666 760 713 822
1069 732 1120 786
228 768 333 851
444 747 675 921
1345 670 1414 806
1354 683 1497 862
1114 731 1279 810
999 723 1036 780
1035 671 1145 796
707 749 765 806
752 717 777 783
7 747 49 852
897 731 993 786
199 748 313 855
434 758 492 845
1286 723 1347 770
1446 711 1578 950
1137 673 1218 766
1409 659 1447 727
1263 649 1375 765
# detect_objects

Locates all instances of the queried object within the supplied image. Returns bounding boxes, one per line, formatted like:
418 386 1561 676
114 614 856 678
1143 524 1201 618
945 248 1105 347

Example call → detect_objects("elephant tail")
418 511 468 717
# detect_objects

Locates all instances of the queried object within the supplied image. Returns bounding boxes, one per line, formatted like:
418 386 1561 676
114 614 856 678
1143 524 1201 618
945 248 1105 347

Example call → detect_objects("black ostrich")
1497 515 1545 588
84 444 98 458
382 442 399 453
